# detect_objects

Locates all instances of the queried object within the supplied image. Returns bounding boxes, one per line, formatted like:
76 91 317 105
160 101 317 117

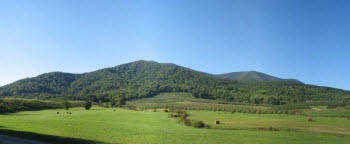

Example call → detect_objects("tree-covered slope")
0 60 349 104
217 71 301 83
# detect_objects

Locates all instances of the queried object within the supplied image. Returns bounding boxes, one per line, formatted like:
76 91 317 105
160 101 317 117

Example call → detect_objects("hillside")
217 71 301 83
0 60 349 104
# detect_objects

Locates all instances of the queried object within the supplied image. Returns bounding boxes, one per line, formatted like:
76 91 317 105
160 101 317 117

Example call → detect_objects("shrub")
83 101 92 110
153 109 157 112
307 117 312 122
168 112 174 118
164 109 169 112
192 120 205 128
267 126 279 131
183 118 191 126
61 100 70 110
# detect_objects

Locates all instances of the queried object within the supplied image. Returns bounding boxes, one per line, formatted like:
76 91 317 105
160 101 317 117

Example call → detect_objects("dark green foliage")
83 101 92 110
61 100 70 110
192 120 205 128
1 60 349 104
217 71 301 83
110 97 116 107
326 102 348 109
116 96 126 107
0 98 62 114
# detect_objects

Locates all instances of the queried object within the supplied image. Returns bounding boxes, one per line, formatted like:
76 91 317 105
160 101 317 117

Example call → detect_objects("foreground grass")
0 106 350 144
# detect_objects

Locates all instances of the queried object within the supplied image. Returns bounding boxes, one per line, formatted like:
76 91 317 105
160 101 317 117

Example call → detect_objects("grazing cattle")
307 117 312 122
346 117 349 120
214 120 220 124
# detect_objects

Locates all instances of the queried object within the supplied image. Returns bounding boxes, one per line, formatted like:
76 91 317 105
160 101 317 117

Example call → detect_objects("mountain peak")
217 71 302 83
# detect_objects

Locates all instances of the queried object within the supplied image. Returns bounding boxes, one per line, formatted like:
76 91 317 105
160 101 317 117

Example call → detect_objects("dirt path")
0 134 47 144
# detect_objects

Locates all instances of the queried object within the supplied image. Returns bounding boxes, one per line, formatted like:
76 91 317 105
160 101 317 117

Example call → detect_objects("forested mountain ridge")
217 71 301 83
0 60 349 104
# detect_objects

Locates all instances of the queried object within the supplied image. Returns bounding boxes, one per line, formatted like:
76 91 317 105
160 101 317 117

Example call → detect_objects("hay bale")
214 120 220 124
307 117 312 122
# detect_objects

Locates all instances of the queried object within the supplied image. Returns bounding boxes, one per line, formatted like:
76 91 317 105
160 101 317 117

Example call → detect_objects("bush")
267 126 279 131
61 100 71 110
0 98 62 114
192 120 205 128
164 109 169 112
183 118 191 126
168 112 174 118
307 117 312 122
83 101 92 110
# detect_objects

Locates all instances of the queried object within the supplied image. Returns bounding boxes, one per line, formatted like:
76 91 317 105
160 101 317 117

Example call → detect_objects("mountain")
0 60 349 104
217 71 302 83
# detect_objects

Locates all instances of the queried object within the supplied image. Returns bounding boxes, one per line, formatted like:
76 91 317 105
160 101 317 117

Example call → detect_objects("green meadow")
1 106 350 144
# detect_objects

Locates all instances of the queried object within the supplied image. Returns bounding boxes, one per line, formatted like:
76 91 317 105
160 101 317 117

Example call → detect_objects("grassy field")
127 92 270 111
128 92 225 104
187 110 350 134
1 106 350 144
304 106 350 117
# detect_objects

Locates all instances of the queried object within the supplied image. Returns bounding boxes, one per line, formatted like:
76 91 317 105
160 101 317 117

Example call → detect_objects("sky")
0 0 349 90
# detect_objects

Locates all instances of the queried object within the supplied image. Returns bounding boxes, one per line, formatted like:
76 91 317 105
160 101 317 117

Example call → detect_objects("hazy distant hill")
0 60 349 104
217 71 302 83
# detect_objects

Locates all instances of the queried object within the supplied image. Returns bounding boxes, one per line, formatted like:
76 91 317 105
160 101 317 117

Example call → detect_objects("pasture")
0 106 350 144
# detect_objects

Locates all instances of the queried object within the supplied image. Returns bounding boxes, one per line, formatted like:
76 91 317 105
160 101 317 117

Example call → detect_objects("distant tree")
61 100 71 110
83 101 92 110
110 97 116 107
116 96 126 107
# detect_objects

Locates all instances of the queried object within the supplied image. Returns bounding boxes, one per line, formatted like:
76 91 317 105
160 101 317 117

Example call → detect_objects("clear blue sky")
0 0 349 90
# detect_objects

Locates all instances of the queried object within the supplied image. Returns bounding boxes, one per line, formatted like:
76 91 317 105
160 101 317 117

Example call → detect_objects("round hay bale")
307 117 312 122
214 120 220 124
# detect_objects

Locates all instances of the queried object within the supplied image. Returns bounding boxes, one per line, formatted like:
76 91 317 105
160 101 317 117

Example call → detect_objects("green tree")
83 100 92 110
116 96 126 107
110 97 116 107
61 100 70 110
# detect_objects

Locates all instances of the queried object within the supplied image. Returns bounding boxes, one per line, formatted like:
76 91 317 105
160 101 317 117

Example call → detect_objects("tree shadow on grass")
0 128 104 144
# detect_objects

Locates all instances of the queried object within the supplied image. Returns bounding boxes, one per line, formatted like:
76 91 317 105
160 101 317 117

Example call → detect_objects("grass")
127 92 270 111
1 106 350 144
128 92 224 104
186 110 350 134
304 106 350 117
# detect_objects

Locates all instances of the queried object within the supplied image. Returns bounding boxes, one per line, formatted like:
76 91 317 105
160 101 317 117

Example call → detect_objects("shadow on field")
0 128 103 144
